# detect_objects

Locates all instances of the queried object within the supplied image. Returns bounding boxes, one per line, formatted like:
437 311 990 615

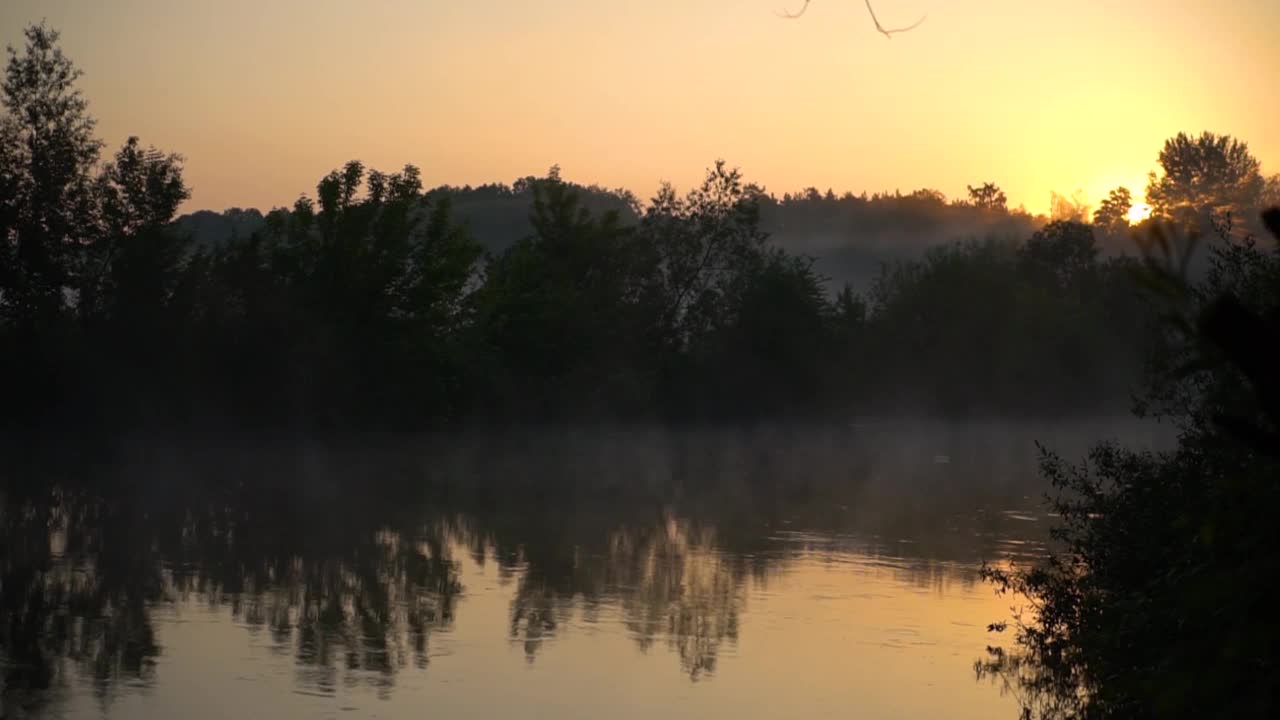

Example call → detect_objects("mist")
2 14 1278 720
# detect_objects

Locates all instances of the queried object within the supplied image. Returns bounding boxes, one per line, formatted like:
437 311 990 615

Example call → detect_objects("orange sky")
3 0 1277 214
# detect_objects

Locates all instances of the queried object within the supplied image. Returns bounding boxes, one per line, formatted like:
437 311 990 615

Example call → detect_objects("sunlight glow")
1 0 1275 214
1127 203 1152 224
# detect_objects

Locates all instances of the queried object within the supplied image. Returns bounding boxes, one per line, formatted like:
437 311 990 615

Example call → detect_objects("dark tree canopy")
0 22 102 326
0 24 1224 432
980 206 1280 719
1092 186 1132 231
1262 173 1280 209
967 182 1008 212
1146 131 1264 226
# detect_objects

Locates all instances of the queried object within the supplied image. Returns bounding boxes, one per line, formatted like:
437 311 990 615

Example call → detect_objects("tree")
71 136 192 424
1020 221 1099 291
1049 190 1090 223
473 168 649 418
967 182 1007 212
0 23 107 428
639 161 769 348
1092 186 1133 231
96 137 188 238
980 209 1280 719
0 22 102 327
1262 173 1280 210
266 160 481 424
908 188 947 205
699 249 832 416
1146 131 1264 227
83 136 190 324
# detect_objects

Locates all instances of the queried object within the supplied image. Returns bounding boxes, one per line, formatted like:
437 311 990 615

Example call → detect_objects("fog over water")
0 418 1174 720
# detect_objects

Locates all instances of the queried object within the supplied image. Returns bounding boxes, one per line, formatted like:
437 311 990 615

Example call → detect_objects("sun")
1127 202 1152 224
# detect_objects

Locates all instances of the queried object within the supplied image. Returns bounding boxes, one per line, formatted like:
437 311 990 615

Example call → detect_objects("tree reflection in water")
1 483 466 712
486 511 747 679
1 425 1080 713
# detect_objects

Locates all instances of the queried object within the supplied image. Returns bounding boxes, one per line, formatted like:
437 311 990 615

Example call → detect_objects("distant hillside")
425 179 641 253
172 182 1049 293
174 208 266 247
759 190 1042 291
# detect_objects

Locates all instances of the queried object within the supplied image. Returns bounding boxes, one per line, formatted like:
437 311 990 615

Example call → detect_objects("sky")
2 0 1278 215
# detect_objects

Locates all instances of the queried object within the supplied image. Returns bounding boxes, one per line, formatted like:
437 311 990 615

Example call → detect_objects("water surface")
1 422 1167 719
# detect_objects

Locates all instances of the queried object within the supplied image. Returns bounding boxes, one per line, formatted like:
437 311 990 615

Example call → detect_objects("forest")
12 24 1277 433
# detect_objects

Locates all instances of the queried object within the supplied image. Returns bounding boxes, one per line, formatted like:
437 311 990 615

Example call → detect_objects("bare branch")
864 0 927 39
776 2 927 40
776 1 811 19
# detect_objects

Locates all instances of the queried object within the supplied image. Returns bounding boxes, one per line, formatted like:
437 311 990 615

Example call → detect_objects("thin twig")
864 0 927 39
777 1 928 40
776 1 811 19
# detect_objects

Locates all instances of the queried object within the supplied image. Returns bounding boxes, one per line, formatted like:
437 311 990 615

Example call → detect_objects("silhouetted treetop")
0 23 1252 431
1 22 102 323
1093 186 1133 231
1146 131 1264 226
967 182 1008 212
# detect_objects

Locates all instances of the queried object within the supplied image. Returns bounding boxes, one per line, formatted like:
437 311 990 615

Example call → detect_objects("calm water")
0 422 1169 719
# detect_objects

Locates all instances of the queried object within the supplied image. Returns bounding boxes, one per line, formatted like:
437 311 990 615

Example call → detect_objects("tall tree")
472 167 650 418
0 23 102 326
84 136 190 324
639 161 769 348
1146 131 1264 226
264 160 481 424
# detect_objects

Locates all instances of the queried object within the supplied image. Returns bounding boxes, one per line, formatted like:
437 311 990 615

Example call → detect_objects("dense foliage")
979 208 1280 719
4 25 1273 434
0 25 1171 432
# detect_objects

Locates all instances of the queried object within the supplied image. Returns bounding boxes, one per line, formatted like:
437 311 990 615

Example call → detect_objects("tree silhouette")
0 21 1233 430
1092 186 1133 231
82 137 190 320
1 23 106 426
967 182 1008 212
1262 174 1280 210
1048 190 1090 223
472 167 650 419
980 206 1280 719
0 22 101 327
1146 131 1264 227
639 161 769 349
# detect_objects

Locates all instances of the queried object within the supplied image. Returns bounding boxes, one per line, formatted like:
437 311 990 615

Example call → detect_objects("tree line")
178 178 1046 294
2 23 1275 432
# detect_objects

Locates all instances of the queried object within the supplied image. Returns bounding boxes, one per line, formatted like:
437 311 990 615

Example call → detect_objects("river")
0 421 1171 719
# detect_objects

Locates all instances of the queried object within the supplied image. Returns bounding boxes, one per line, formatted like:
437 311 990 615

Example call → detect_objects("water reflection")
0 491 162 709
488 513 749 679
0 423 1129 718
